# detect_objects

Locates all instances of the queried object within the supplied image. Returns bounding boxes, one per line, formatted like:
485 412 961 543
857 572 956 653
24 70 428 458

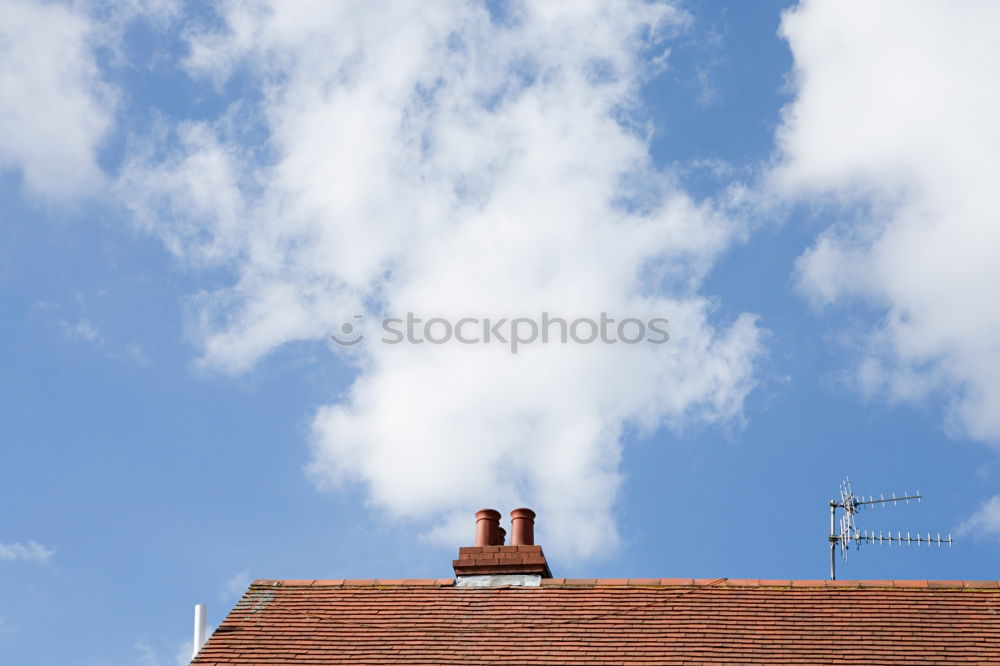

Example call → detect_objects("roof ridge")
252 578 1000 589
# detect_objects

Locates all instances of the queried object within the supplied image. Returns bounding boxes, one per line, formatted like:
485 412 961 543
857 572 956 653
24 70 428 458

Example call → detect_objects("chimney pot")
510 507 536 546
497 526 506 546
474 508 501 547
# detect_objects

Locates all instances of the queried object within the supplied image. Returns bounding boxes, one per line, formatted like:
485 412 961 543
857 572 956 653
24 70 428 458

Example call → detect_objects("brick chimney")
453 508 552 583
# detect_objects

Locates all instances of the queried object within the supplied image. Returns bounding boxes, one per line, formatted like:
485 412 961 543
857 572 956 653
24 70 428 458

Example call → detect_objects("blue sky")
2 1 1000 664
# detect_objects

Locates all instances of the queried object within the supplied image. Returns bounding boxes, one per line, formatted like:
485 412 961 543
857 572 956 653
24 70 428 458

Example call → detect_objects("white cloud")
772 0 1000 443
123 0 763 560
0 540 54 563
957 496 1000 540
135 636 194 666
135 642 162 666
221 569 251 601
175 638 195 666
30 302 149 365
104 0 182 27
62 318 104 345
0 0 115 198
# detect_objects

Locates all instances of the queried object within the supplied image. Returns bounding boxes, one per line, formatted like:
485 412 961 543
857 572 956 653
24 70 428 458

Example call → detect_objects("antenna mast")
827 477 952 580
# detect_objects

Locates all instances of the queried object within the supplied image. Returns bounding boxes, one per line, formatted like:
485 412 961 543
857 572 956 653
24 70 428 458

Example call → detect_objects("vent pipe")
192 604 207 659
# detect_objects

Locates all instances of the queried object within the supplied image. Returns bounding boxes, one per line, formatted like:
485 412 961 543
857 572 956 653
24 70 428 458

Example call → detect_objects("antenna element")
827 478 952 579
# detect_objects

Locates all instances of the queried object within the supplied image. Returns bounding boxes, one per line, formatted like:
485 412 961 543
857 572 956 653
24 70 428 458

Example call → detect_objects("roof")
193 578 1000 664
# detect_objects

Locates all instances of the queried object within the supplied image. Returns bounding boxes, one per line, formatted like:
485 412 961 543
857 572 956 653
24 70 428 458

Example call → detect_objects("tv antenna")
828 477 952 580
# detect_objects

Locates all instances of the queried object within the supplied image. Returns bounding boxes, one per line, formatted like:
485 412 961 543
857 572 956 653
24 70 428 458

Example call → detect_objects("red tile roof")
193 578 1000 664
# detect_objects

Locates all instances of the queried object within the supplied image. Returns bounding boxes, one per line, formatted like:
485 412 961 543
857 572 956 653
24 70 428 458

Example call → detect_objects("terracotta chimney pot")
497 526 506 546
510 507 536 546
474 508 501 547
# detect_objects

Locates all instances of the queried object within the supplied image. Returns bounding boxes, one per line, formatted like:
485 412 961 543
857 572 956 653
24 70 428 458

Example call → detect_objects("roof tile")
196 579 1000 665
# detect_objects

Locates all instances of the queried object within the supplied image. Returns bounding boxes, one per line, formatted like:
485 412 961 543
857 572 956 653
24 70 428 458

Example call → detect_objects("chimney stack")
453 508 552 582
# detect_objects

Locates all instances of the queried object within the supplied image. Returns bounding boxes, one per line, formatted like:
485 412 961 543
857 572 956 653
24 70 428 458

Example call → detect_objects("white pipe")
192 604 207 659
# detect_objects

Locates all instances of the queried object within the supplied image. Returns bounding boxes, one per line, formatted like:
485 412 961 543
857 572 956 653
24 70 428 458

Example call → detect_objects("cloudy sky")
2 0 999 663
